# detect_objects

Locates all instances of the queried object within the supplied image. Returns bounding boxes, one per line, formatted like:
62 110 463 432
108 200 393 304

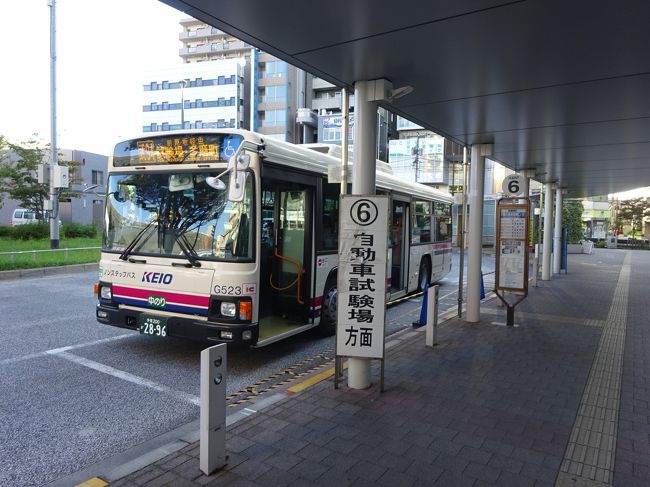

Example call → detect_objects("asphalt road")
0 249 495 487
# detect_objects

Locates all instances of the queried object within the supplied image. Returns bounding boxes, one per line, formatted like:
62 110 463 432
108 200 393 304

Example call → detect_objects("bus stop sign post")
200 343 227 475
336 195 389 391
494 197 531 326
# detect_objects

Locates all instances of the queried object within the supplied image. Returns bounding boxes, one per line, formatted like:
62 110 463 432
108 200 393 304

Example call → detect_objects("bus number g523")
213 284 242 295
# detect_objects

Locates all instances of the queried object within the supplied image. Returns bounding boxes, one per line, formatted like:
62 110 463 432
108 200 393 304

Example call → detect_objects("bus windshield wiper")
119 218 158 261
174 230 201 267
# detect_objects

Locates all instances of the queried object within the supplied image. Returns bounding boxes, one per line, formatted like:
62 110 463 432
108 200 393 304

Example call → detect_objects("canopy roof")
161 0 650 196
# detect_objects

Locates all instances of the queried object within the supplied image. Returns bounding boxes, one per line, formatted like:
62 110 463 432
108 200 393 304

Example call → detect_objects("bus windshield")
104 172 254 261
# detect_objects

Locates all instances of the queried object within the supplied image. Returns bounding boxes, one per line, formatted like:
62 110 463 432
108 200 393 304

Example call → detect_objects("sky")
0 0 185 155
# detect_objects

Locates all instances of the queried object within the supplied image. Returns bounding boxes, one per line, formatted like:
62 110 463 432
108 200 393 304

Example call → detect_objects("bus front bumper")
96 304 258 345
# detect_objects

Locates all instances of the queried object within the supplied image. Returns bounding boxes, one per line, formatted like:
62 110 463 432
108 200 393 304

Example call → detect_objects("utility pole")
412 133 421 182
49 0 60 249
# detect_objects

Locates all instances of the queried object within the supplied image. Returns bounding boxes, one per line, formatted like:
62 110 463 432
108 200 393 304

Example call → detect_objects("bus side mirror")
227 151 250 202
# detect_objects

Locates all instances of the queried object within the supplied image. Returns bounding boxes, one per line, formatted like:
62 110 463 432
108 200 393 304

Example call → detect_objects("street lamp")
179 79 189 128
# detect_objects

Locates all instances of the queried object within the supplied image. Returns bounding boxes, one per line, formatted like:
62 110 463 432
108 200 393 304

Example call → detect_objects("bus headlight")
220 302 236 317
100 286 112 300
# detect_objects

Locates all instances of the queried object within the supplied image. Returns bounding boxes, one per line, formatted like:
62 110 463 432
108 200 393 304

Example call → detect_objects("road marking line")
51 351 200 406
75 477 108 487
0 334 133 366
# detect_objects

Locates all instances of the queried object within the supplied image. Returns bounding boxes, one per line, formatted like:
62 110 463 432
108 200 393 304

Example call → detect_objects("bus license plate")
138 315 168 338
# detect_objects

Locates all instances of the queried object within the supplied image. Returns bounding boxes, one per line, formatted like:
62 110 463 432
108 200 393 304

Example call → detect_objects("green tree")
562 199 584 244
0 136 49 217
0 136 79 219
618 197 650 237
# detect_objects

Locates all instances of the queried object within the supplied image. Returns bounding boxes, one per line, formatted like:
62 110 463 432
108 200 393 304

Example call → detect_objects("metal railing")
0 247 100 265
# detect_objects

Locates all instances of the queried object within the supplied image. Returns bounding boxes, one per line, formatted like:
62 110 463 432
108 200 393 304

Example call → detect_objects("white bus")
95 130 452 347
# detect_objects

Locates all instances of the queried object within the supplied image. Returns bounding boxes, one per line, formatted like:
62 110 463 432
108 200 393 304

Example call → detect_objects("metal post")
506 305 515 327
553 188 563 274
457 146 468 317
347 80 378 390
467 144 487 323
542 183 554 280
340 87 349 195
200 343 227 475
426 285 439 347
532 243 539 286
49 0 60 249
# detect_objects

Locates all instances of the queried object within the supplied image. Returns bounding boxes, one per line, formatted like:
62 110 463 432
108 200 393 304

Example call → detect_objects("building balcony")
312 96 342 111
257 125 285 136
257 76 286 87
257 100 286 111
312 77 336 90
179 26 227 41
179 40 249 58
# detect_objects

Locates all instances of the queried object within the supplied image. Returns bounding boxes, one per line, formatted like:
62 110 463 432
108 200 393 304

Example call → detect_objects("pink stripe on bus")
112 285 210 308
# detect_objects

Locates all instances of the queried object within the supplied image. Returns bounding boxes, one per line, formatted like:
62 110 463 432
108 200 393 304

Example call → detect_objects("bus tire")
318 278 337 336
418 258 431 291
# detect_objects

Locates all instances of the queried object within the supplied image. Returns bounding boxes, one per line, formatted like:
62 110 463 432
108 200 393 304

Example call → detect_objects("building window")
263 85 287 103
91 170 104 185
263 109 287 127
263 60 287 78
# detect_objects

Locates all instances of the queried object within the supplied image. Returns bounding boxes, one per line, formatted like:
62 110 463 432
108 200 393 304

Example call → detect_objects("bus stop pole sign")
494 197 530 326
336 195 389 360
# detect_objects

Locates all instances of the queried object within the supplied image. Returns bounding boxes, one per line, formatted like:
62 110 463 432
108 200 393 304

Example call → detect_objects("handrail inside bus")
269 248 305 305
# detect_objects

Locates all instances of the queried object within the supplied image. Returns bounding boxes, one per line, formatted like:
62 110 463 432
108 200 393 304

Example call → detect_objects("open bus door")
258 177 314 345
390 199 409 297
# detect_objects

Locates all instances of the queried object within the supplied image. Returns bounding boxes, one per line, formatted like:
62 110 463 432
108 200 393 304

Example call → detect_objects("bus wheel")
318 280 337 336
418 259 431 291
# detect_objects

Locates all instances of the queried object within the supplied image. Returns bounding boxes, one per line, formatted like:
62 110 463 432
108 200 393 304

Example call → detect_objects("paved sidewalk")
104 249 649 487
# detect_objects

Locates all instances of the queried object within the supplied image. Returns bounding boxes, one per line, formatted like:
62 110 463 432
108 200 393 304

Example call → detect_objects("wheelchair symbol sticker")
223 139 237 158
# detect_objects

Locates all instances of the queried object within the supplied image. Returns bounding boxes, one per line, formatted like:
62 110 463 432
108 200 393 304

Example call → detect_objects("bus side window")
321 182 339 251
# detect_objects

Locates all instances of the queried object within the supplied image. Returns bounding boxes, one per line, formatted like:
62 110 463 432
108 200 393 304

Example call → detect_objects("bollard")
412 282 429 327
425 285 439 347
200 343 227 475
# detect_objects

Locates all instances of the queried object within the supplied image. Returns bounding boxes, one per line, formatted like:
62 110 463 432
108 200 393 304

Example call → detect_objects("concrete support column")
542 183 554 280
348 80 378 390
466 144 488 323
553 188 563 274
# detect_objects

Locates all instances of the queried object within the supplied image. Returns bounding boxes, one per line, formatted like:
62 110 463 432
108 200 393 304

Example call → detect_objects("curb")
0 262 98 281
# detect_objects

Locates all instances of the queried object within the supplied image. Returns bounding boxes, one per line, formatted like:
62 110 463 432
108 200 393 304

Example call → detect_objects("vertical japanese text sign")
337 195 389 359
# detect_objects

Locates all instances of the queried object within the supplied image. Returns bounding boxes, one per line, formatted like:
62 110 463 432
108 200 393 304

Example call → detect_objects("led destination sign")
113 134 243 167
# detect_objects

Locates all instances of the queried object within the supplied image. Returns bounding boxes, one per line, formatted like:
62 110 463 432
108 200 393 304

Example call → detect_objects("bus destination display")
113 134 243 166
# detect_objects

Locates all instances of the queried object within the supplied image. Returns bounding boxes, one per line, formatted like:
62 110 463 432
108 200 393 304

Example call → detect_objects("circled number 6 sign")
502 174 525 196
350 199 378 226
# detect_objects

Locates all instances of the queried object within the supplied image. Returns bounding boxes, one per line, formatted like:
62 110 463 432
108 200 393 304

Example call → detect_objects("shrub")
62 223 98 239
12 223 49 240
595 240 606 248
0 226 13 238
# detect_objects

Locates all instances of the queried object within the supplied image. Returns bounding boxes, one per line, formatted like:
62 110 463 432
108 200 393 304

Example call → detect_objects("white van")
11 208 38 226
